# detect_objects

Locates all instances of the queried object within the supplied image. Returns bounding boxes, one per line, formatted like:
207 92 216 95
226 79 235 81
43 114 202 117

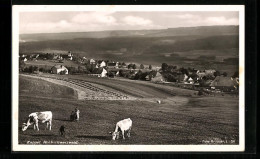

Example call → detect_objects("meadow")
18 74 239 145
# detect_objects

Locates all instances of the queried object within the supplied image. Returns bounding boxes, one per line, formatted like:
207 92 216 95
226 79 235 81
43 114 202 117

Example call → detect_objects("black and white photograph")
12 5 245 151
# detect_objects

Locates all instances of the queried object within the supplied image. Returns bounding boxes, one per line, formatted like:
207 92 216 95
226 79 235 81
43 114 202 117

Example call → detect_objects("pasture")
18 74 239 145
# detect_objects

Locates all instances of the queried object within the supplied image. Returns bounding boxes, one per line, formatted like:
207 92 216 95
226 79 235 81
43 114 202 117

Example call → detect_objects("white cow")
22 111 52 131
109 118 132 140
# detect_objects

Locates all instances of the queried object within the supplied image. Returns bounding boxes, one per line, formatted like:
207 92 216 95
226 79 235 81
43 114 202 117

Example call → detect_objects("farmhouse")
89 68 107 77
97 60 106 68
210 76 238 91
68 51 73 57
196 70 206 79
151 72 166 83
51 65 68 75
90 59 96 64
184 77 195 84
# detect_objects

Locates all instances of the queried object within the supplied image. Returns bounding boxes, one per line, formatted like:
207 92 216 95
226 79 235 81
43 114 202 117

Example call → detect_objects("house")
90 59 95 64
68 51 73 57
210 76 238 91
107 62 119 69
183 74 189 81
205 69 216 75
90 68 107 77
184 77 194 84
53 55 59 60
96 60 106 68
197 70 206 79
231 77 239 89
23 58 27 62
51 65 68 75
151 72 166 83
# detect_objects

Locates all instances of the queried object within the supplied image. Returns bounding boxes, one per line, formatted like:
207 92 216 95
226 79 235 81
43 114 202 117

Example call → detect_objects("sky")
19 11 239 34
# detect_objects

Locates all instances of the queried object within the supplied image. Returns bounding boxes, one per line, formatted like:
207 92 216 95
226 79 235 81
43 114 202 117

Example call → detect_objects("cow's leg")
35 122 39 131
46 122 49 130
122 130 125 139
127 126 131 137
49 120 52 130
33 124 36 130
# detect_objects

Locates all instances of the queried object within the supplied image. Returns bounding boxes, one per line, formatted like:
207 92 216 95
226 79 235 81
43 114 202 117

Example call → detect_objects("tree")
213 71 221 77
128 64 133 69
232 71 239 78
161 63 168 72
222 72 228 77
149 65 152 70
179 67 189 75
140 64 144 69
19 60 26 71
132 64 136 69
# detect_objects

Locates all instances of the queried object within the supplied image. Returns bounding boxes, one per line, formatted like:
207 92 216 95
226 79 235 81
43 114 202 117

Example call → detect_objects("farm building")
151 72 166 83
205 69 216 75
184 77 195 84
89 68 107 77
210 76 238 91
96 61 106 68
68 51 73 57
51 65 68 75
90 59 96 64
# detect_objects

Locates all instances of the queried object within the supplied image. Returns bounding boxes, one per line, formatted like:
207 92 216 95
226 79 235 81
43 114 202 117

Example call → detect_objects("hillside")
20 25 238 42
19 25 239 75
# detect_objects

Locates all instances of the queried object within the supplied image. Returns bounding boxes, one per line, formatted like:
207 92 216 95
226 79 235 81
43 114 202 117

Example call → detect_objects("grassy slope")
19 75 239 145
19 76 77 99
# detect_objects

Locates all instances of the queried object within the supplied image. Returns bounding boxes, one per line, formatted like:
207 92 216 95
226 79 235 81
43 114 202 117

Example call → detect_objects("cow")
59 125 65 136
22 111 52 131
109 118 132 140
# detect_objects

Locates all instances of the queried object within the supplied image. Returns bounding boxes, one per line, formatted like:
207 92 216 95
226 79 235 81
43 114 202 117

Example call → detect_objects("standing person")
70 111 75 121
75 107 80 121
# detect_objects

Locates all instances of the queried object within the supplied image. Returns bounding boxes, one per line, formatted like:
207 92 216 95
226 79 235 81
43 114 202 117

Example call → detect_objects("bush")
198 89 204 96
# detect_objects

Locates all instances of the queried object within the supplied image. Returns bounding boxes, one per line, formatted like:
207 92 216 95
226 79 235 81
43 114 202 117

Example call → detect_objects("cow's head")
22 116 34 131
22 123 29 131
109 131 120 140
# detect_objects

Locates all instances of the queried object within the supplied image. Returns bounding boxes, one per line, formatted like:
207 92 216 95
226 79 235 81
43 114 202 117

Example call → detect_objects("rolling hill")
20 25 238 42
19 25 239 75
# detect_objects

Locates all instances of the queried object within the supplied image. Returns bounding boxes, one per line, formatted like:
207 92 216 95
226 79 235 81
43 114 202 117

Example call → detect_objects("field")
18 74 239 145
24 59 80 68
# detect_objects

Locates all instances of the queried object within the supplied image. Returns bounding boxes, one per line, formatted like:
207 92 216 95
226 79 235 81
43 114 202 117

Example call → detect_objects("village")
19 51 239 95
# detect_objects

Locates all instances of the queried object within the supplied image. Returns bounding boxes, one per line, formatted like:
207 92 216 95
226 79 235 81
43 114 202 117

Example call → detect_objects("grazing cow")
22 111 52 131
157 100 161 104
109 118 132 140
59 125 65 136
